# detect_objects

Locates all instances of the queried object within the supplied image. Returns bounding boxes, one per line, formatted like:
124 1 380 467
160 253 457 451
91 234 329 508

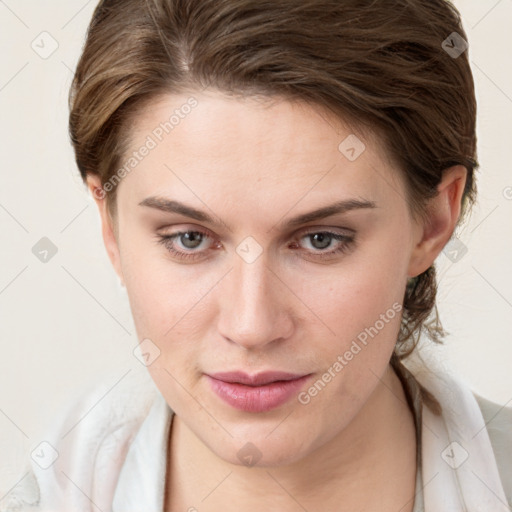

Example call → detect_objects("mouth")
205 371 313 413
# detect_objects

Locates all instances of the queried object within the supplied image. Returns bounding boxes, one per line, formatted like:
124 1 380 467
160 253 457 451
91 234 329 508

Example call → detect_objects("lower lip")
206 374 312 413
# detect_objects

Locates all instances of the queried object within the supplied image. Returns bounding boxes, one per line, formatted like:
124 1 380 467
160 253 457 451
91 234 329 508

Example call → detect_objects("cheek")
123 251 209 395
120 241 224 386
301 250 405 336
302 280 402 382
120 237 208 334
295 267 404 430
296 234 407 382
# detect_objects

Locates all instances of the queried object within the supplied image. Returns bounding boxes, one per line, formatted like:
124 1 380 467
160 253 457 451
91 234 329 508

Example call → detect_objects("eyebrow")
138 196 377 229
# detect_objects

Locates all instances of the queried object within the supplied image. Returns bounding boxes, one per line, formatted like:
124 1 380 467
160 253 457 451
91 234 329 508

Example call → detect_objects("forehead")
116 90 405 213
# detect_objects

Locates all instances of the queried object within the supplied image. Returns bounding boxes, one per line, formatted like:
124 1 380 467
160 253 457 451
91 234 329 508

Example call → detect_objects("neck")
165 364 417 512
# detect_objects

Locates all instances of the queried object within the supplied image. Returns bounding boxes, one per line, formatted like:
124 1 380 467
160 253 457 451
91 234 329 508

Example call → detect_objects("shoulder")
403 353 511 506
0 369 162 512
473 392 512 506
473 392 512 427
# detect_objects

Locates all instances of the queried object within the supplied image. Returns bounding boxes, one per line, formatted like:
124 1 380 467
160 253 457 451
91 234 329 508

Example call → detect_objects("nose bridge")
217 251 292 349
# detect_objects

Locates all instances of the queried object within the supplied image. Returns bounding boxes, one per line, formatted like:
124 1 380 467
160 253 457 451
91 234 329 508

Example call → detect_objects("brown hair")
69 0 478 404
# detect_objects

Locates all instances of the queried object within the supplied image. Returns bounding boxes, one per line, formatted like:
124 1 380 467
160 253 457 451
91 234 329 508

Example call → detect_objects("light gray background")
1 0 511 497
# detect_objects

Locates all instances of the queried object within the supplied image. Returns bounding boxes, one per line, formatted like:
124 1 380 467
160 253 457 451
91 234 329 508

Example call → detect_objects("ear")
86 174 125 286
407 165 467 278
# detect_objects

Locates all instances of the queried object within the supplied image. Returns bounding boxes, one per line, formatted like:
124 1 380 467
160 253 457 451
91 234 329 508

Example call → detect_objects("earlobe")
407 165 467 278
85 174 125 286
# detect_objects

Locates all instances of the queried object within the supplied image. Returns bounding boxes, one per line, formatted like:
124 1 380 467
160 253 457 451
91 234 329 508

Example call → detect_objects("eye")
156 229 215 261
292 230 356 260
155 228 356 262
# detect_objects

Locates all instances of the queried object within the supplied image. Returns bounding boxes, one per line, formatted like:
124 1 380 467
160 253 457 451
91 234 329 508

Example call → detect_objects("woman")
2 0 510 511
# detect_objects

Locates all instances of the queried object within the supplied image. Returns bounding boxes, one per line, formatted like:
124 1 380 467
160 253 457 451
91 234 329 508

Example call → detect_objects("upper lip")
207 371 308 386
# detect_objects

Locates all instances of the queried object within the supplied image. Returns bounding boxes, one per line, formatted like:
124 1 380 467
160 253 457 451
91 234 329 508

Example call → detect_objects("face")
91 89 444 467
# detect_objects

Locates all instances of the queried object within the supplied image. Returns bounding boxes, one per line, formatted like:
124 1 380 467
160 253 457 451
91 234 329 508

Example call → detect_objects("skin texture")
87 89 467 511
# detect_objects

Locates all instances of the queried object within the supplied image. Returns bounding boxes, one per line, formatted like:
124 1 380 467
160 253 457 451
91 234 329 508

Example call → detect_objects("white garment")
1 356 510 512
405 353 511 512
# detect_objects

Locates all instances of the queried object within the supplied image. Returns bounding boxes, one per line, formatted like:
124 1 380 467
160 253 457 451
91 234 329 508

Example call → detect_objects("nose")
217 252 294 351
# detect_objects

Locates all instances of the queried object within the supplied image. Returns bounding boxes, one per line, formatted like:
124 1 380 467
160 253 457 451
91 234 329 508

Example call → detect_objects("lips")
206 371 312 413
209 371 306 386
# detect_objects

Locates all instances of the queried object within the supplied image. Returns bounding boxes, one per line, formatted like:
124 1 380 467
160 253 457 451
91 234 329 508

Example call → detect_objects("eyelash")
156 228 356 262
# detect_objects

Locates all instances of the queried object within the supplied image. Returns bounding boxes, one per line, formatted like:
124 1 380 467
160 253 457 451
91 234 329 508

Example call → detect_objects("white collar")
112 392 173 512
405 351 509 511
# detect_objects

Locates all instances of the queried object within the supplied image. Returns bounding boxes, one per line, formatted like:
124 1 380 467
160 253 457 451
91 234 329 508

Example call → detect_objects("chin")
201 423 319 469
220 439 308 468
